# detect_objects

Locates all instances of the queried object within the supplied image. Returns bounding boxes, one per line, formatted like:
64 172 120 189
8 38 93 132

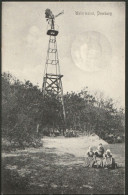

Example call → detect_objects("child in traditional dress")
95 143 104 158
103 149 117 169
86 146 95 167
94 143 105 167
87 146 94 157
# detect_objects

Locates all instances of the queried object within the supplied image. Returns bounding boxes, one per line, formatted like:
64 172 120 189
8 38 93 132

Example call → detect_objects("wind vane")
45 9 64 36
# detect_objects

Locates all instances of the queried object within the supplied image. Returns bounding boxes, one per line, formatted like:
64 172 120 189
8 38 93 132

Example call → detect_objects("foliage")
2 72 43 148
64 90 124 142
2 72 125 149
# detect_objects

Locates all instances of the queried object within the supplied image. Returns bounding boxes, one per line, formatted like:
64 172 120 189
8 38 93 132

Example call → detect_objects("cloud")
2 2 125 108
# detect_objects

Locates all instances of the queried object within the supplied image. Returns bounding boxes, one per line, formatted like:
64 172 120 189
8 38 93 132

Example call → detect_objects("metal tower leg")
42 35 66 132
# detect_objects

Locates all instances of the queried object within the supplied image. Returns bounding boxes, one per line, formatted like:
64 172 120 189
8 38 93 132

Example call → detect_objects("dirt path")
42 136 124 166
2 135 124 166
43 135 108 156
2 135 108 159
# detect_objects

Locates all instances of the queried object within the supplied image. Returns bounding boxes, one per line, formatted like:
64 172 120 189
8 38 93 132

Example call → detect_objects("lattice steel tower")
42 9 66 125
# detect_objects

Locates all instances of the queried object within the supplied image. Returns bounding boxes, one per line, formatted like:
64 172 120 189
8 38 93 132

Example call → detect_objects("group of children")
86 143 117 169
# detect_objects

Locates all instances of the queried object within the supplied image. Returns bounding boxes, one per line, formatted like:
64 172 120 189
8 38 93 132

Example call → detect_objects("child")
87 146 94 157
103 149 117 169
94 143 105 167
95 143 104 158
86 146 95 167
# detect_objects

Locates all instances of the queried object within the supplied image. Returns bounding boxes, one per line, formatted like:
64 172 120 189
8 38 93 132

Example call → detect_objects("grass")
2 142 125 194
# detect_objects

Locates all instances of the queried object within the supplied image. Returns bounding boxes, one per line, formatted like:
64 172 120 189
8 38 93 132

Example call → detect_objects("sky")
2 2 125 108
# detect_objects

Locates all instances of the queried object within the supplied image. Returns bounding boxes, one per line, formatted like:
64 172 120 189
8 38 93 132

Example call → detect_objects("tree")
2 72 125 147
2 73 43 147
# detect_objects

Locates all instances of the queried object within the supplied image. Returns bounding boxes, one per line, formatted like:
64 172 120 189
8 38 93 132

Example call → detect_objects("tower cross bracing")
42 9 66 125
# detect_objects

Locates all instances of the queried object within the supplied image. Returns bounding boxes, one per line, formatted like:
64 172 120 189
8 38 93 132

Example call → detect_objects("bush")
2 72 125 148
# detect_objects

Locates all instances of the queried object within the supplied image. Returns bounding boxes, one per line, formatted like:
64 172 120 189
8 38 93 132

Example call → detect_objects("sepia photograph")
2 1 125 194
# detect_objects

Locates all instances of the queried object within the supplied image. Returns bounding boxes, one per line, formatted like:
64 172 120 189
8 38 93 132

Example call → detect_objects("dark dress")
95 147 104 158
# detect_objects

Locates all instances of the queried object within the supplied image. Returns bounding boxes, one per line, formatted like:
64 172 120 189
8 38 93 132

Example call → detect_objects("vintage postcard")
2 1 125 194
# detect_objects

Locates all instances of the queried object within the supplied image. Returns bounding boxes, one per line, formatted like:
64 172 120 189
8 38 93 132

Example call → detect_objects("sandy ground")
42 135 108 157
2 135 124 166
2 135 107 157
